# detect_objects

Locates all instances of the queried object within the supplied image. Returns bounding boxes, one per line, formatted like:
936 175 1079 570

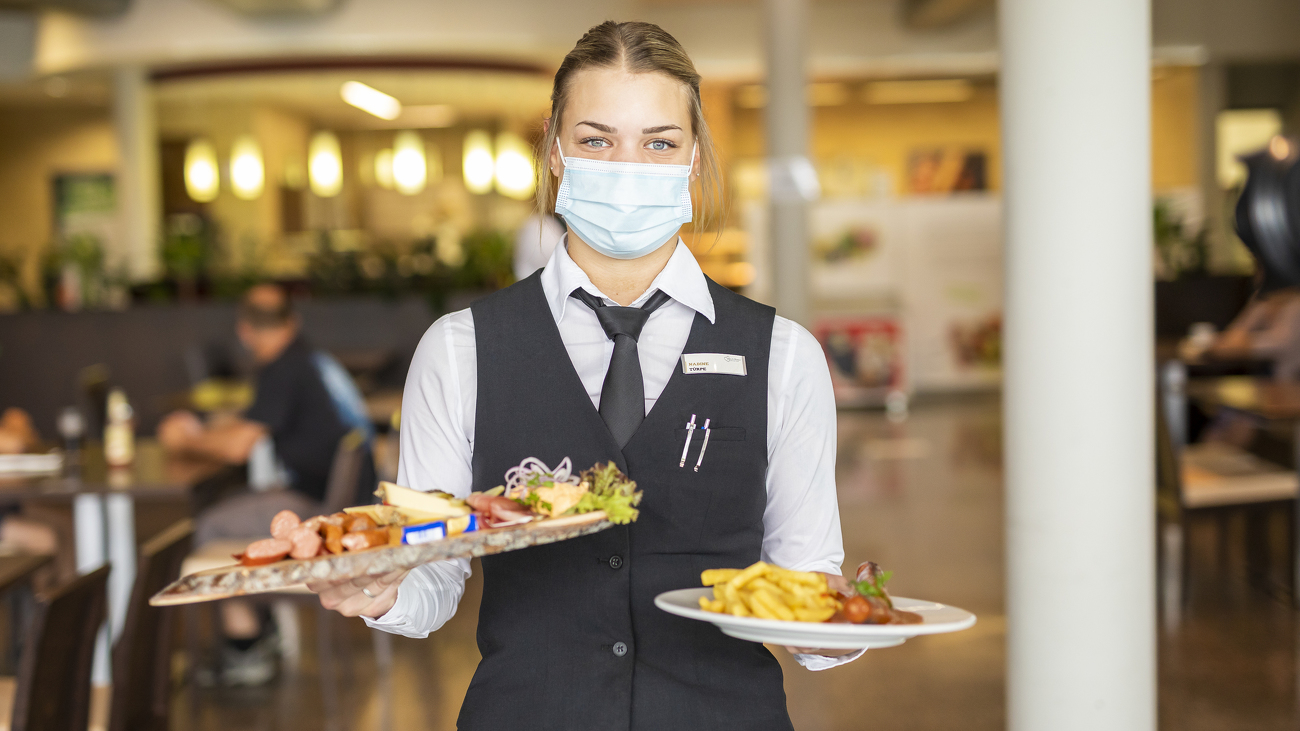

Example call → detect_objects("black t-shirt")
244 337 348 502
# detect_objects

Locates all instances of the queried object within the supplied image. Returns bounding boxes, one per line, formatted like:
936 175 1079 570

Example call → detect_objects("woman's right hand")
308 569 409 619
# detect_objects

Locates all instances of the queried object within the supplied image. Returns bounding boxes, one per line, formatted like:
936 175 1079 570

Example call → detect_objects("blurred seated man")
159 283 371 684
1209 288 1300 381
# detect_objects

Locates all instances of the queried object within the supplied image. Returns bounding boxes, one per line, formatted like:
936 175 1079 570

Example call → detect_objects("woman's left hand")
784 571 859 658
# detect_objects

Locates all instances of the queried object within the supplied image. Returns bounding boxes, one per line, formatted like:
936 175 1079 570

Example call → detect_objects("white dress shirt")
366 237 862 670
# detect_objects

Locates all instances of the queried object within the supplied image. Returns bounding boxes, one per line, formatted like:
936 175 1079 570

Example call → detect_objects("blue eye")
648 140 674 151
582 138 609 148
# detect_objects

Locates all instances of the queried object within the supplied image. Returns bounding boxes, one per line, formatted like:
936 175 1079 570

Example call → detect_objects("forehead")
563 66 692 130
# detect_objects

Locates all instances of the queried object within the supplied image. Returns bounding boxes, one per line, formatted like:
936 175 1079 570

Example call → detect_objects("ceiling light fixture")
494 132 534 200
230 134 265 200
341 81 402 121
308 131 343 197
463 130 495 195
392 131 427 196
184 138 220 203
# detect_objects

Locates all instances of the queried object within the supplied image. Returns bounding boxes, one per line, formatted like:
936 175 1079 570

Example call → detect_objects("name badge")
681 353 747 376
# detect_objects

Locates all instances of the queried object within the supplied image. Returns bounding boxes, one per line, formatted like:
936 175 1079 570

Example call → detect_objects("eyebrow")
575 121 684 135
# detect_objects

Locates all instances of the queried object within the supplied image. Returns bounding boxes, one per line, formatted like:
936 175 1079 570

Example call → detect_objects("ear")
544 118 562 179
691 139 701 178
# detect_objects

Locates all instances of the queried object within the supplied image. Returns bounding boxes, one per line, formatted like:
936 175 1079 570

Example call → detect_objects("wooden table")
1185 376 1300 421
0 439 223 683
0 554 53 595
1184 376 1300 603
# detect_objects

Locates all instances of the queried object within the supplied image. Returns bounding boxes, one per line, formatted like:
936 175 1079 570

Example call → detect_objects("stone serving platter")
149 511 611 606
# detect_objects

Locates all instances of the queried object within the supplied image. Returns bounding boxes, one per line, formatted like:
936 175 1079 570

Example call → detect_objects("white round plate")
654 587 977 650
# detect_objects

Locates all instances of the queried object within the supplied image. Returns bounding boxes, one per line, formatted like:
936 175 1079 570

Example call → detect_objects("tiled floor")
177 394 1298 730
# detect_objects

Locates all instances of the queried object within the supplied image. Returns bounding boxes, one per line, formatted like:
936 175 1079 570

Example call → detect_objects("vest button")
608 555 623 570
612 642 628 657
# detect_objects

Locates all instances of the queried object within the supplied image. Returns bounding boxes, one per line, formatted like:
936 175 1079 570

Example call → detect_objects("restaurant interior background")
0 0 1297 729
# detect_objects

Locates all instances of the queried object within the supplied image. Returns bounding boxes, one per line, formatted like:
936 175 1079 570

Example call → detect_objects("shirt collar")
540 234 717 325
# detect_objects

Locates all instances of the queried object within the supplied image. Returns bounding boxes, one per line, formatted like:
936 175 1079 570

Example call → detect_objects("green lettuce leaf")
567 462 642 524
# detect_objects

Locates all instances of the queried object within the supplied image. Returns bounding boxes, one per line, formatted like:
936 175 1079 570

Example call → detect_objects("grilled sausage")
270 510 301 539
323 524 344 554
344 514 377 533
341 529 390 552
241 538 292 566
288 526 323 559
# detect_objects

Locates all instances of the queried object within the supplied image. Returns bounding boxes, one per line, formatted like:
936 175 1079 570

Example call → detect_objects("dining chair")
1156 364 1298 629
108 520 194 731
0 565 110 731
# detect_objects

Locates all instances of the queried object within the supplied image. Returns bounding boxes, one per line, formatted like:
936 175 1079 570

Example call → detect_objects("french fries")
697 561 841 623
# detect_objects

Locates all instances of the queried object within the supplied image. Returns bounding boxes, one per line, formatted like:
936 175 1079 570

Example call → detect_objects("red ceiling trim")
151 56 549 82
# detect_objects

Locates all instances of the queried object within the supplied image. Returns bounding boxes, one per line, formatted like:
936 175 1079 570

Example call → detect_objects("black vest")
460 272 793 731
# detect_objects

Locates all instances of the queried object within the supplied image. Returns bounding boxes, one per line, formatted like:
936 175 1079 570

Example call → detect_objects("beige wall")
1152 65 1199 191
721 67 1198 199
0 106 116 258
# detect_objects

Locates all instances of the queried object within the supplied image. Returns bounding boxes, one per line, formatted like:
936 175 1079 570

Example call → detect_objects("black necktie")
570 287 673 448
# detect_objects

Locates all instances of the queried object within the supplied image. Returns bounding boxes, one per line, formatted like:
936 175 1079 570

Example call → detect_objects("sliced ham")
466 493 534 526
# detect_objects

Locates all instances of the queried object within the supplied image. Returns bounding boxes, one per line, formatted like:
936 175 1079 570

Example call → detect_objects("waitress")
312 20 858 730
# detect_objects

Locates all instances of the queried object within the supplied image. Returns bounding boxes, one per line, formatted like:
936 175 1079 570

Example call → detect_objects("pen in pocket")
694 419 712 472
678 414 697 468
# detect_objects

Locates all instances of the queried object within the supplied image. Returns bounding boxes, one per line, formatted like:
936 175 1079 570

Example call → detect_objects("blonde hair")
536 21 724 235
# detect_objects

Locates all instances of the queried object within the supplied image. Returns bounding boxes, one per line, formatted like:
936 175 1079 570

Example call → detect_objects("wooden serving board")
150 511 612 606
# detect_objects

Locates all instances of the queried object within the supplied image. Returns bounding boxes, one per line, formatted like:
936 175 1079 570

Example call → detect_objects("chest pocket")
654 424 763 552
672 427 746 442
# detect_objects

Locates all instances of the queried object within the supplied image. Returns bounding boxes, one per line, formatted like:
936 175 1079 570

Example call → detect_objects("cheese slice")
532 483 588 518
373 481 471 518
344 504 450 526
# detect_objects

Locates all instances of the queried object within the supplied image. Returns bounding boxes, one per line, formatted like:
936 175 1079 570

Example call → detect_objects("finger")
371 570 409 590
312 582 362 610
306 577 357 593
337 578 400 618
325 572 406 617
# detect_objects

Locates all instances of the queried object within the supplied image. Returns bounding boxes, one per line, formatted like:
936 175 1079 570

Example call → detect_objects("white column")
1000 0 1155 730
112 65 161 281
73 494 111 685
764 0 815 327
104 493 137 641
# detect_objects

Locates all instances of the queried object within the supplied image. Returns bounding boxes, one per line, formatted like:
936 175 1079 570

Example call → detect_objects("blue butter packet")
402 514 478 545
402 521 446 545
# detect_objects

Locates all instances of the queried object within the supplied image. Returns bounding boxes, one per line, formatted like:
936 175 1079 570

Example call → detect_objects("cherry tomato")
842 595 871 624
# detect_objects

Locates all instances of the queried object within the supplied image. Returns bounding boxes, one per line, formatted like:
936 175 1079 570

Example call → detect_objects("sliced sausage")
288 526 323 560
270 510 301 539
242 538 292 566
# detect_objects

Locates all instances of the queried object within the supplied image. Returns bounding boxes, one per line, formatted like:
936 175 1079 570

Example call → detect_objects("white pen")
694 419 712 472
678 414 697 468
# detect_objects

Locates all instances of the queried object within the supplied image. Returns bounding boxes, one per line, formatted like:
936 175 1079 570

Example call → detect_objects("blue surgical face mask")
553 140 695 260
